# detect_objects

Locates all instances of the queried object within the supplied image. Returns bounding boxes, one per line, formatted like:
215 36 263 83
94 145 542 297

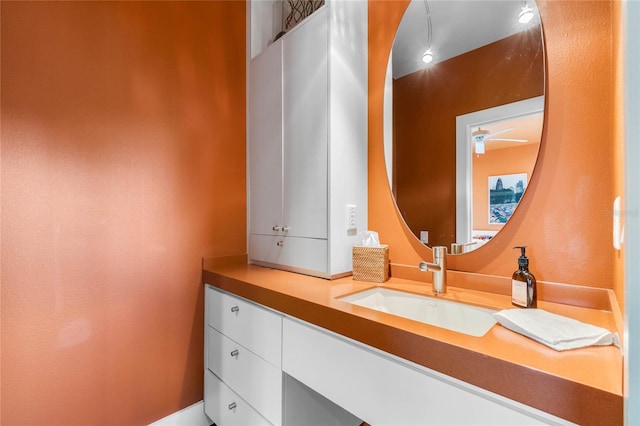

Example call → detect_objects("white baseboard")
149 401 211 426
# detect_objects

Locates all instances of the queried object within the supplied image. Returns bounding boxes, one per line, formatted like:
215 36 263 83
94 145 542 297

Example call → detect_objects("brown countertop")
202 255 623 425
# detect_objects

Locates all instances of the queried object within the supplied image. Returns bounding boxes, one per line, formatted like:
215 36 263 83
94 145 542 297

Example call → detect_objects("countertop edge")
201 265 623 425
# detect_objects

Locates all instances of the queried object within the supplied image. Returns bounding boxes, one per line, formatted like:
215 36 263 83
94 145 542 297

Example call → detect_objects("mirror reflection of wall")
385 0 545 253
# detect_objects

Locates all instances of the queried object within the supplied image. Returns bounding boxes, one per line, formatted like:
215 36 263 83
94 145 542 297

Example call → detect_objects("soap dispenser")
512 246 537 308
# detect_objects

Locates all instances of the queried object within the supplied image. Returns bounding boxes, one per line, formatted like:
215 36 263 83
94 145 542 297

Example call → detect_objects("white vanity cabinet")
248 1 368 279
204 283 573 426
204 286 283 426
282 318 575 426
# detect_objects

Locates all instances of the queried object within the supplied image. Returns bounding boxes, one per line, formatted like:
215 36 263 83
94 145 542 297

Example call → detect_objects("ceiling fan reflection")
472 127 528 154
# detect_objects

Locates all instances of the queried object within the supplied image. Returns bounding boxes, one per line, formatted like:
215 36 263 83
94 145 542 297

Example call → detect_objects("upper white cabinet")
248 1 368 279
281 9 328 241
249 39 284 239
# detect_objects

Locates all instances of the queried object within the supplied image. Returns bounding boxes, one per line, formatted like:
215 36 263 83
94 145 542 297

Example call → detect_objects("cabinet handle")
282 226 289 232
276 240 284 247
230 306 239 313
230 349 239 358
272 225 281 232
228 402 237 411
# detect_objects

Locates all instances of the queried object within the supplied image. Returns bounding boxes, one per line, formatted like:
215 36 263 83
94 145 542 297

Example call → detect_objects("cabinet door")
282 8 328 240
250 41 283 236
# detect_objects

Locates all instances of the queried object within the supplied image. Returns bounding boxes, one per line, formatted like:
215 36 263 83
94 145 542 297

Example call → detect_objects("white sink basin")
339 288 497 337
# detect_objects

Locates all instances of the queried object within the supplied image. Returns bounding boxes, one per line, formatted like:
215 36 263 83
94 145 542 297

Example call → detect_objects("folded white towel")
493 308 621 351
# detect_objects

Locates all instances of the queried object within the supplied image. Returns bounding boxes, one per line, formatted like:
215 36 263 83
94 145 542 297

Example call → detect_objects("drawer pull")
230 349 239 358
230 306 239 313
228 402 237 411
276 240 284 247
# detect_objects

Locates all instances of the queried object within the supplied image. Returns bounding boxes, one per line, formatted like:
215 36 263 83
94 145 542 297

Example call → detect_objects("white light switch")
347 204 357 232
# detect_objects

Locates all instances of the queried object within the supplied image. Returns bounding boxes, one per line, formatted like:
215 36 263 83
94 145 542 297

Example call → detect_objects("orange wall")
1 2 246 425
369 1 621 297
612 0 625 310
393 31 544 247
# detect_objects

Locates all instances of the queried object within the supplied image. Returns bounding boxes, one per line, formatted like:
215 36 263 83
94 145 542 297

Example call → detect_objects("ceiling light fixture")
422 49 434 64
472 128 490 142
518 1 534 24
472 128 490 155
422 0 434 65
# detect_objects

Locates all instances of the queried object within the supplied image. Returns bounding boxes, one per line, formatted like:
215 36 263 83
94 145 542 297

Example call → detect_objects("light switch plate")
347 204 357 232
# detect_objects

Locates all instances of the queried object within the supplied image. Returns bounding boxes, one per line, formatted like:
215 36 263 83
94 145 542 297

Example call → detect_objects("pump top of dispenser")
513 246 529 267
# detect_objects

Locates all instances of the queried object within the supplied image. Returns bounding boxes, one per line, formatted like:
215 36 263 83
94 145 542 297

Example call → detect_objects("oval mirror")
383 0 545 254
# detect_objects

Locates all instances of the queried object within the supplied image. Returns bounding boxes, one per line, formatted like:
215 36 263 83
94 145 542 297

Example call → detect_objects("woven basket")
352 245 389 283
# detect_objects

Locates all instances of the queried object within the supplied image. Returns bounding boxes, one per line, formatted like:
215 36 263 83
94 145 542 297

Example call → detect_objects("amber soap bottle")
511 246 537 308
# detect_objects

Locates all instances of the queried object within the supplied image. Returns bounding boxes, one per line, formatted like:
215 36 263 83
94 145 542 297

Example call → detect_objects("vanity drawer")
205 286 282 367
207 326 283 426
204 370 273 426
248 234 328 276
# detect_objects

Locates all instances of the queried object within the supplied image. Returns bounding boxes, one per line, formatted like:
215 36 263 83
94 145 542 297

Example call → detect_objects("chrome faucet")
419 246 447 294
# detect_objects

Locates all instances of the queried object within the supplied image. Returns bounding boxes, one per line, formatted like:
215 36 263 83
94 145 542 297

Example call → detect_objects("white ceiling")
392 0 541 79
